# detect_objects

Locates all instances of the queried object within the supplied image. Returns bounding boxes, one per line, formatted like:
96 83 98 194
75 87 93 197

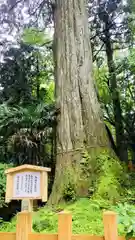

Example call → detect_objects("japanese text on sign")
13 172 41 198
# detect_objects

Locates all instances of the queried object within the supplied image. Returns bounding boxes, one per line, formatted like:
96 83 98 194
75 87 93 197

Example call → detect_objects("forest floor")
0 198 134 235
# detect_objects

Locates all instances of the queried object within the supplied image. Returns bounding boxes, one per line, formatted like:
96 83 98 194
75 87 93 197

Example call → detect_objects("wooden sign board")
13 171 41 198
5 164 51 203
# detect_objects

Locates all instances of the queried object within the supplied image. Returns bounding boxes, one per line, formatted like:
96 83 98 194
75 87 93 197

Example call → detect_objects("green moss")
94 150 127 202
80 149 127 203
0 199 104 234
1 198 135 236
0 150 130 234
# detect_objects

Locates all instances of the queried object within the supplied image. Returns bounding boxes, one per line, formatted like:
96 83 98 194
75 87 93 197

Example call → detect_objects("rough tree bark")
49 0 109 205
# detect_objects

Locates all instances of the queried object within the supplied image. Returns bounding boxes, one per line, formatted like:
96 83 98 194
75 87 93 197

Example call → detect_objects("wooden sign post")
5 164 51 211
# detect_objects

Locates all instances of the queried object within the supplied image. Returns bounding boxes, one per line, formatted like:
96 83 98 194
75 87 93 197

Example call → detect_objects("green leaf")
126 230 134 240
22 28 52 46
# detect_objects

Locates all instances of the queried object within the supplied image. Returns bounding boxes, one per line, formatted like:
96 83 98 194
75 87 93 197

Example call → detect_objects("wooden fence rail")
0 210 125 240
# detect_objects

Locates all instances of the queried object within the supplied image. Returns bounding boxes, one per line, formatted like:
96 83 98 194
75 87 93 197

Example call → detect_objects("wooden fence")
0 211 125 240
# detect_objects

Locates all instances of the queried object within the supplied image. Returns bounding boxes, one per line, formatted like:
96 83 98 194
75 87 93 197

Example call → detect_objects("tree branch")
9 0 23 11
93 43 104 61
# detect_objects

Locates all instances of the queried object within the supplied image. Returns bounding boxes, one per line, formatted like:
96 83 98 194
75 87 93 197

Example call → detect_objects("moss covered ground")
1 151 135 236
1 197 135 236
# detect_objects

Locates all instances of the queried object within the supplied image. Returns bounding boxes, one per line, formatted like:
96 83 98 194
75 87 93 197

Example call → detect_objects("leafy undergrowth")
0 198 135 237
0 198 104 234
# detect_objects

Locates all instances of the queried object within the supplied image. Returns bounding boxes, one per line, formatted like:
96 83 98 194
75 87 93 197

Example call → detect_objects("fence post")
16 211 32 240
58 211 72 240
103 211 118 240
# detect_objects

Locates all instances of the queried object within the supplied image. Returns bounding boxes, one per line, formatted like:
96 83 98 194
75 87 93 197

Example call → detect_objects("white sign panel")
13 171 41 198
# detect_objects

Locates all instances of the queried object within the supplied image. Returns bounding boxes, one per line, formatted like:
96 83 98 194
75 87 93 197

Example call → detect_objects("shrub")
0 163 11 208
93 150 127 202
113 203 135 239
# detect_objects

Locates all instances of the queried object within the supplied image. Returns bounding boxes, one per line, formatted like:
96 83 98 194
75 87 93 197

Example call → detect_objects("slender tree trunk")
36 57 40 100
49 0 109 205
104 22 128 163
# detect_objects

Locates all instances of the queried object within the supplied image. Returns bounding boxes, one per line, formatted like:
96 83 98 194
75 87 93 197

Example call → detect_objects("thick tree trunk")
104 22 128 163
49 0 109 205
